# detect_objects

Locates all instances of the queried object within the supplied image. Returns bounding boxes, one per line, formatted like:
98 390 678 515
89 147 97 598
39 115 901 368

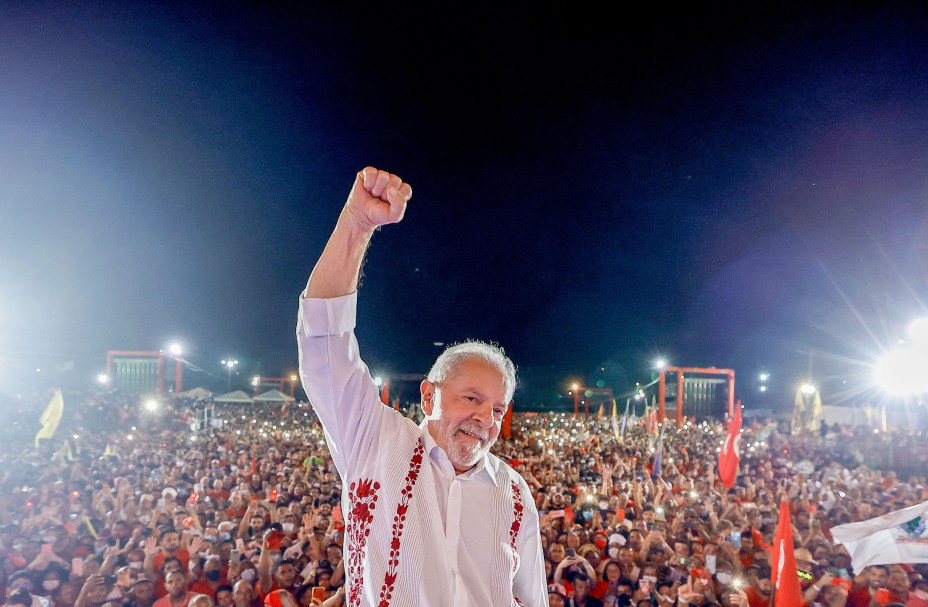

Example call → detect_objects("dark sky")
2 2 928 407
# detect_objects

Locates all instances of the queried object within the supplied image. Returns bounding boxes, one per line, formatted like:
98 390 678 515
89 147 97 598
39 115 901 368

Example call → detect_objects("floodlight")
876 349 928 395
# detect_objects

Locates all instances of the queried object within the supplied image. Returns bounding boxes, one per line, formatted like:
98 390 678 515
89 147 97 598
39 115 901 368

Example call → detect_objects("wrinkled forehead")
440 358 509 401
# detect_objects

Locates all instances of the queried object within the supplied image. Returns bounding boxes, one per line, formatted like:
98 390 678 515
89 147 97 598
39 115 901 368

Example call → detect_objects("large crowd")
0 389 926 607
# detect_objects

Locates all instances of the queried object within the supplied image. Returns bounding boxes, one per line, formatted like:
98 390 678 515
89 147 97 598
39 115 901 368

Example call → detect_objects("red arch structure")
106 350 183 394
657 366 735 424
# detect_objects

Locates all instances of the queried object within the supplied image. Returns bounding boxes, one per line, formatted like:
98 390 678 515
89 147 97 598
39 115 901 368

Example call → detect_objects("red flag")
718 403 742 488
771 500 803 607
502 405 513 439
380 378 390 406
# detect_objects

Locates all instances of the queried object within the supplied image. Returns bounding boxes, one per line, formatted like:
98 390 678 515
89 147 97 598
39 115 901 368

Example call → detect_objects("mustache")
455 421 490 442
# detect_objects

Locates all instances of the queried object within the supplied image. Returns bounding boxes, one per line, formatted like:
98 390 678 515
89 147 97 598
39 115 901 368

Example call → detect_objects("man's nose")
473 401 494 427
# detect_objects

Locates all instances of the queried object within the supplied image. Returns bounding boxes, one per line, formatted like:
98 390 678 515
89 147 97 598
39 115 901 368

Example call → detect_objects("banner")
611 400 619 441
718 403 741 488
831 499 928 572
35 389 64 447
651 431 664 478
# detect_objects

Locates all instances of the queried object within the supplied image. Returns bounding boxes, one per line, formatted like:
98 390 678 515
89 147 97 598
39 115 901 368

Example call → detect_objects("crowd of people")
0 388 926 607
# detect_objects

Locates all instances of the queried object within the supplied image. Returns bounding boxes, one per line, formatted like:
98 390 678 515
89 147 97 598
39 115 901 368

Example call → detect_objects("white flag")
831 499 928 573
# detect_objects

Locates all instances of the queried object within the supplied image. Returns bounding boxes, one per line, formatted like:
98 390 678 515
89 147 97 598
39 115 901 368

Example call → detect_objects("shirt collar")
419 420 498 486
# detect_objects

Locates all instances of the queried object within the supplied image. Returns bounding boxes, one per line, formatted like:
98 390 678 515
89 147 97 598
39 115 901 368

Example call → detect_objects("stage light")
800 384 816 395
144 399 159 411
97 374 109 384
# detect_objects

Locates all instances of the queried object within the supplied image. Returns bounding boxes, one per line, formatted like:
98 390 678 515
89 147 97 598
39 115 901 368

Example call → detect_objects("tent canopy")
213 390 254 404
179 387 213 399
253 389 294 403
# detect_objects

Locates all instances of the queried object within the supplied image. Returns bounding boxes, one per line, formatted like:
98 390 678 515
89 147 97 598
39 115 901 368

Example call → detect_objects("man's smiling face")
421 357 508 473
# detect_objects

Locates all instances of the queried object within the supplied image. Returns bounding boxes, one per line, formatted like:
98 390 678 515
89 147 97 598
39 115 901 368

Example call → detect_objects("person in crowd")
230 582 259 607
126 579 156 607
152 572 196 607
6 342 928 607
213 587 232 607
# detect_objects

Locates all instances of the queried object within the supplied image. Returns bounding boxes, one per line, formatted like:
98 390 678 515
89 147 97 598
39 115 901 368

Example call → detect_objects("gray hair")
189 595 215 607
427 340 517 403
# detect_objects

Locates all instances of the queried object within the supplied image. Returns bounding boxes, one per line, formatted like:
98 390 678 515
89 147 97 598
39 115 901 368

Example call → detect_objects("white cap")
609 533 626 546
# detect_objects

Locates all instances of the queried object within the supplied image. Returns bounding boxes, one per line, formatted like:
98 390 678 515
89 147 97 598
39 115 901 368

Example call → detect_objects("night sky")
2 2 928 408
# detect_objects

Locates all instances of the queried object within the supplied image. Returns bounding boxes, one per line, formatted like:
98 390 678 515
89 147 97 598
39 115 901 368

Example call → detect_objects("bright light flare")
374 376 383 387
908 317 928 343
877 346 928 395
800 384 816 395
168 343 182 356
655 359 666 370
97 374 109 384
144 399 159 412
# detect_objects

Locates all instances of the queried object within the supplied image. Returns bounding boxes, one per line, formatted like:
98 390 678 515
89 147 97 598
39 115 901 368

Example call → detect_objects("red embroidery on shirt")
509 480 524 573
378 439 424 607
512 598 525 607
346 478 380 607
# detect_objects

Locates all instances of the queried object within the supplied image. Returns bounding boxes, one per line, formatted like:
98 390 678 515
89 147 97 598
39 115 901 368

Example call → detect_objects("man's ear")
420 380 436 417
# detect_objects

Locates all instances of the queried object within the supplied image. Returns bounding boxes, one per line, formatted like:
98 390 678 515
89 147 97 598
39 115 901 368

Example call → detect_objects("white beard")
432 419 495 470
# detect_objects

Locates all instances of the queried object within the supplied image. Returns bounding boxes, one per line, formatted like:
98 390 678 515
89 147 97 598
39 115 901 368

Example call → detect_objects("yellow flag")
35 390 64 447
82 516 98 539
807 392 823 431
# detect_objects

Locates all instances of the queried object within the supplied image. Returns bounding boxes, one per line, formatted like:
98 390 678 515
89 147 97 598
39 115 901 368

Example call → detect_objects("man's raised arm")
303 167 412 299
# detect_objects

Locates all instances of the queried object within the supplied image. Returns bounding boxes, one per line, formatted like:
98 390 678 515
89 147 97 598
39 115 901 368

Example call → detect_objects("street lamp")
221 359 239 391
